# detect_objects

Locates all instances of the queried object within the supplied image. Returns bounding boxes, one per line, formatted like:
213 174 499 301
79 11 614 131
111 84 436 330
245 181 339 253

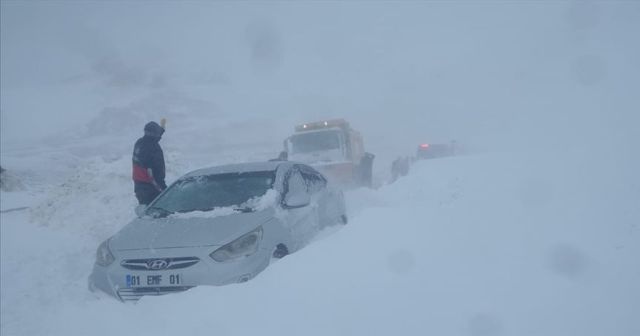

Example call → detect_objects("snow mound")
0 167 24 192
84 91 217 138
2 152 639 336
29 155 136 241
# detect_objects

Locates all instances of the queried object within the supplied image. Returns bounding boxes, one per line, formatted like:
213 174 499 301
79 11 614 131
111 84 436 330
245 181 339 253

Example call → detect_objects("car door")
281 166 319 252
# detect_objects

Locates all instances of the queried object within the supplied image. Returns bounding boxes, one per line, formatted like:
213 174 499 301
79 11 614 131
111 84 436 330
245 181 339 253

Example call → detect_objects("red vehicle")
416 141 458 160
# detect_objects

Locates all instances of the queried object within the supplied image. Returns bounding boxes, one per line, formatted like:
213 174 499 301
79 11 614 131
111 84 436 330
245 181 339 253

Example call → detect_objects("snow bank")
0 167 24 192
28 155 137 241
2 151 638 336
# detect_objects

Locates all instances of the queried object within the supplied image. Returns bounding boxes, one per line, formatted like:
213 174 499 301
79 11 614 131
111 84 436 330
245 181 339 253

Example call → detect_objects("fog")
1 2 639 336
3 1 638 156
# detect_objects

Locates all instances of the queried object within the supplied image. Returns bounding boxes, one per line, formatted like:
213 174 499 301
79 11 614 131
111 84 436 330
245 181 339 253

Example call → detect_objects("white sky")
1 1 639 155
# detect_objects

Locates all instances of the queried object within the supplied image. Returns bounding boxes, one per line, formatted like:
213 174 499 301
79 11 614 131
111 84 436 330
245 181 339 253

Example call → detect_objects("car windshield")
150 171 276 215
289 130 342 154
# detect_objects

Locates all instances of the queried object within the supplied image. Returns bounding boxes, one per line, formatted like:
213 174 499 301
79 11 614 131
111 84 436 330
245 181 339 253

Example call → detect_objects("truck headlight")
96 239 115 266
210 227 263 262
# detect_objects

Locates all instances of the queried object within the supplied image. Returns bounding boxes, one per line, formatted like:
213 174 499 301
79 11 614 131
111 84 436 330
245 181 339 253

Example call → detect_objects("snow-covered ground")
2 136 639 335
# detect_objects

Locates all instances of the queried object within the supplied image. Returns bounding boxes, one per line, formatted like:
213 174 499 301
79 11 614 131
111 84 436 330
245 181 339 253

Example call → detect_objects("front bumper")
88 245 272 302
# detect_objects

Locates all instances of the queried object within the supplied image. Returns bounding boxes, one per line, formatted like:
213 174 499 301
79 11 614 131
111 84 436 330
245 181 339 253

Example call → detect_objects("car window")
152 171 275 214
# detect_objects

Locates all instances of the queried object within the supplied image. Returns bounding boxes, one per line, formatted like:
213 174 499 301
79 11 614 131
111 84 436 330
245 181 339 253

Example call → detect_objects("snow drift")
2 151 638 336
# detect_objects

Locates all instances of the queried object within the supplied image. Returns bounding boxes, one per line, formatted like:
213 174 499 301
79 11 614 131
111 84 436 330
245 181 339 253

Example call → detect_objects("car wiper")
233 207 255 213
146 206 173 218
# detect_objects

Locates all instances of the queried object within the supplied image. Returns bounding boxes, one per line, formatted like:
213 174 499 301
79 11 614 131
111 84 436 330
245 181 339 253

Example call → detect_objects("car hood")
110 208 275 251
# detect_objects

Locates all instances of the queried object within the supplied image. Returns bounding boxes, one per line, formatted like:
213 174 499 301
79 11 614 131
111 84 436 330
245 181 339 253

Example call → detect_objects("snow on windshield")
152 171 276 214
169 189 279 219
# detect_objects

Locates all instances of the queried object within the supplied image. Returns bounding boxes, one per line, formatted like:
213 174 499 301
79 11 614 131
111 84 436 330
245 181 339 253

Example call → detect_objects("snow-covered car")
89 161 347 301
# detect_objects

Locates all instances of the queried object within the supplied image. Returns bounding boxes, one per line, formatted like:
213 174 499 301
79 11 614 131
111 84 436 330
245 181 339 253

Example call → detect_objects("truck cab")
284 119 374 188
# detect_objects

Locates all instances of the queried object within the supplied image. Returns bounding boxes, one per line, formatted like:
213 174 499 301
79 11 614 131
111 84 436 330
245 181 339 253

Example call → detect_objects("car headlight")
210 227 263 262
96 239 115 266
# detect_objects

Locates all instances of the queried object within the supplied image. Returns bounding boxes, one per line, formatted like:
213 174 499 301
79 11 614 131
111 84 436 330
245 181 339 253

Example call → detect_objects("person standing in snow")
132 120 167 205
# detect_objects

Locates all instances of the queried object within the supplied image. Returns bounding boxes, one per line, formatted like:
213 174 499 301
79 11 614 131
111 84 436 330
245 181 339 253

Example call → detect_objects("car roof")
183 161 295 178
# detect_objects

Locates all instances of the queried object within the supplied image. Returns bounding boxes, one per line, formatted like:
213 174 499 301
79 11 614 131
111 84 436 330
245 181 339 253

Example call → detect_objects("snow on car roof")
291 127 343 136
183 161 294 178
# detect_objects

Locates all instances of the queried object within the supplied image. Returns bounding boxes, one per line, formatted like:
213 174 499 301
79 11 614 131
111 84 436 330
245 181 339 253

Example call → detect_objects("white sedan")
89 161 347 301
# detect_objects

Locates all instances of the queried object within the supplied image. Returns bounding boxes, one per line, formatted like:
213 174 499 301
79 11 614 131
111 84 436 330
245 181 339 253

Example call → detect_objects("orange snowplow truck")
283 119 374 188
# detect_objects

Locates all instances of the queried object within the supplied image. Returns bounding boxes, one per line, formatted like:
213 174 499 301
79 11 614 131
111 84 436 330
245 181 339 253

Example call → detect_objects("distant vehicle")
416 141 457 160
89 161 347 302
388 141 458 183
283 119 374 187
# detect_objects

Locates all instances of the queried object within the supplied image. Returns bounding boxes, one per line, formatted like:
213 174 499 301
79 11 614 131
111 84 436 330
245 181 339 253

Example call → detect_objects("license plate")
125 274 183 287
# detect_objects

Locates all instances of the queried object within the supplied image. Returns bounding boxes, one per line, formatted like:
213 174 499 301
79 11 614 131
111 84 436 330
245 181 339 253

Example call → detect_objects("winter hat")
144 121 165 138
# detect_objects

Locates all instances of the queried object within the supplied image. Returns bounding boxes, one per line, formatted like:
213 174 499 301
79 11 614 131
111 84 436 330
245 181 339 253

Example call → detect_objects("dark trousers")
134 182 161 205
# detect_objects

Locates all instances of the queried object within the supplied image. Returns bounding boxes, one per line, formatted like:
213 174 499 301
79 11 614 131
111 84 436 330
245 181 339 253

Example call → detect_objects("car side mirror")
284 191 311 209
135 204 147 218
